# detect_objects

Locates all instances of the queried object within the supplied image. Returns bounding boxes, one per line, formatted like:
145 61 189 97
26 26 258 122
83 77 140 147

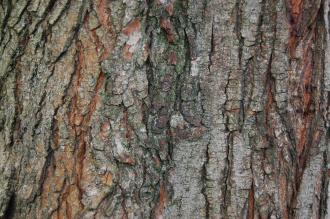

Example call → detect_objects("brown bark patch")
160 18 175 43
100 121 111 139
122 19 141 36
279 174 289 219
102 172 113 187
168 52 177 65
165 3 174 16
122 44 133 60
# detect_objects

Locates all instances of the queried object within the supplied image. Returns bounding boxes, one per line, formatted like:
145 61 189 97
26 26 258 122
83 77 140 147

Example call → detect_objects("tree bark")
0 0 329 218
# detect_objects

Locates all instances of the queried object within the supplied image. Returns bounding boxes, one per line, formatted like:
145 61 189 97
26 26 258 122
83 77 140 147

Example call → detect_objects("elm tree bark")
0 0 329 218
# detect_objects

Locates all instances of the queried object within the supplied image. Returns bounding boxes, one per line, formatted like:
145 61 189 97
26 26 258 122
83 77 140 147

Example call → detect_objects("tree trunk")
0 0 329 218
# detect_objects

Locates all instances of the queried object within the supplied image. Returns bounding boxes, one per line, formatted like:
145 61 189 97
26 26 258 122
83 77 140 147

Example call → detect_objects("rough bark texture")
0 0 329 218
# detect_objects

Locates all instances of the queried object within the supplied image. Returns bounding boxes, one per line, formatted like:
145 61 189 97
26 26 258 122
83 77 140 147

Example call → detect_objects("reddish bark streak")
290 0 303 21
296 27 315 162
287 0 303 58
90 29 110 62
68 43 84 132
90 2 115 62
95 0 114 33
84 71 105 126
153 182 167 219
285 0 323 216
53 26 107 216
247 184 254 219
279 173 289 219
123 109 132 142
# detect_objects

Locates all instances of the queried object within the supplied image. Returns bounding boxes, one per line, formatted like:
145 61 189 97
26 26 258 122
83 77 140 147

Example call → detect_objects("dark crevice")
222 131 233 217
319 151 329 218
201 140 210 218
2 193 16 219
48 0 72 30
33 147 54 202
30 0 59 35
234 0 246 132
9 69 22 149
207 20 214 73
31 91 47 139
7 0 31 35
0 0 12 44
52 0 87 64
234 0 243 67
